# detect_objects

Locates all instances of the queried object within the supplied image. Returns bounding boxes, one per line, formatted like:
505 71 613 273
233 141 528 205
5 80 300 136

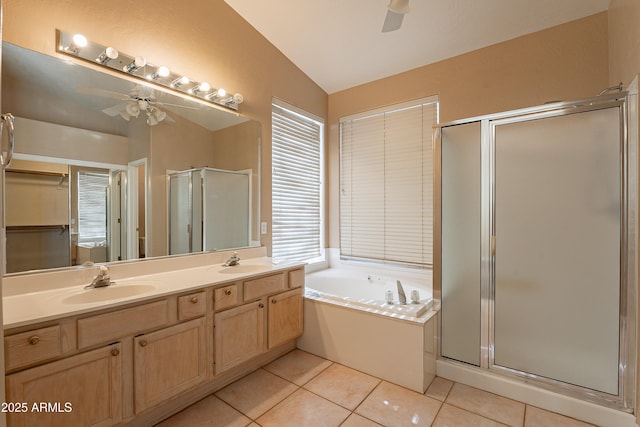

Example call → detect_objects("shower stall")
435 89 637 413
168 167 251 254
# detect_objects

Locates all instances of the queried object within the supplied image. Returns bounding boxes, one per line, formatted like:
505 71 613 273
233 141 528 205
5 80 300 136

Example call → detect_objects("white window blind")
78 171 109 243
340 97 437 266
272 101 323 262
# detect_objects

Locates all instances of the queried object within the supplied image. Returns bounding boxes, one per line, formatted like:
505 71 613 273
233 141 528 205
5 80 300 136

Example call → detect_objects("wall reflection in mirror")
2 42 261 274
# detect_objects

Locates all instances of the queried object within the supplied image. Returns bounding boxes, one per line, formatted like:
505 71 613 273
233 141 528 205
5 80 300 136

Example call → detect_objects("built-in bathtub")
297 265 438 392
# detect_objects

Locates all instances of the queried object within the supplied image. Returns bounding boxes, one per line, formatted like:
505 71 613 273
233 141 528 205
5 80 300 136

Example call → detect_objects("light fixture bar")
56 29 243 111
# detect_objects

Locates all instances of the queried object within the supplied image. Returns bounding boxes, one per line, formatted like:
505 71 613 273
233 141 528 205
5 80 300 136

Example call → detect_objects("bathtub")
297 266 438 393
304 267 433 319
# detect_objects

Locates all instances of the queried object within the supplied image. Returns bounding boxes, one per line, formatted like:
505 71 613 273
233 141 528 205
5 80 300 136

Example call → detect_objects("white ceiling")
224 0 610 94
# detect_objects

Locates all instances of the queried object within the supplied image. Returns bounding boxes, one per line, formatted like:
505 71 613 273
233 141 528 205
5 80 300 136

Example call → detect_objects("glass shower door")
492 107 621 395
440 121 482 366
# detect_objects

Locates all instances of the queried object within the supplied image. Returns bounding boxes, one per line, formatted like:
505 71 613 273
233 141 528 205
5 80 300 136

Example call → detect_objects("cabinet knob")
271 299 277 304
139 340 148 347
28 336 40 345
190 296 199 304
111 348 120 357
224 289 232 296
258 303 264 308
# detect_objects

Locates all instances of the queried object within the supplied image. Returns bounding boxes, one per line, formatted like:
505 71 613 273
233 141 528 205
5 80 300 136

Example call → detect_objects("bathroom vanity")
2 252 304 426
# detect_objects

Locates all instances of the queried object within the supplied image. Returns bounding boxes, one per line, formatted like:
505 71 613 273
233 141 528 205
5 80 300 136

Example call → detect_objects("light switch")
261 222 267 234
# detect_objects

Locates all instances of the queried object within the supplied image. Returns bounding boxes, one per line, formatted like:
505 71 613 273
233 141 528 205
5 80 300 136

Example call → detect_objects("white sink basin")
62 283 157 304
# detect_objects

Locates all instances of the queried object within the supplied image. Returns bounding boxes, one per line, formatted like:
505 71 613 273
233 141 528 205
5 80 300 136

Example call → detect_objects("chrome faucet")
85 265 113 289
396 280 407 305
223 251 240 267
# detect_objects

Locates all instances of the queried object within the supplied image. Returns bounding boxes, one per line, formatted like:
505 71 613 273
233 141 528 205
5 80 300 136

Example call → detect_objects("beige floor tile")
432 403 508 427
341 413 383 427
446 383 525 427
263 349 333 385
256 388 350 427
155 395 251 427
525 405 598 427
355 381 442 427
214 369 298 419
304 363 380 410
425 377 454 402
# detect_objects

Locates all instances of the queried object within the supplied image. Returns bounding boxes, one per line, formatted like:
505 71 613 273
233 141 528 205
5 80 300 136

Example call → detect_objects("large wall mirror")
2 42 261 274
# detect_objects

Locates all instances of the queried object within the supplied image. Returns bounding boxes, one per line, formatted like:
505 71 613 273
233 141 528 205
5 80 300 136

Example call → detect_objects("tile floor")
156 349 598 427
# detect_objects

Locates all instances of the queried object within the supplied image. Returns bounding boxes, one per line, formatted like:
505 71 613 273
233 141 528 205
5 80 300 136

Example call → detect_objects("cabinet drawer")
5 325 61 371
243 273 285 301
77 300 169 349
178 291 207 320
288 268 305 289
215 284 239 311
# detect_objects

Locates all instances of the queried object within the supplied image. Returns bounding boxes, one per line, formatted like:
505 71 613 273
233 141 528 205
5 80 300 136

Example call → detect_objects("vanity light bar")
56 30 243 111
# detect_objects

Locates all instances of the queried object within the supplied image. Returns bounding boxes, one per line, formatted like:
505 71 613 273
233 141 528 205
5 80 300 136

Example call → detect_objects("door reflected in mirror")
2 42 261 274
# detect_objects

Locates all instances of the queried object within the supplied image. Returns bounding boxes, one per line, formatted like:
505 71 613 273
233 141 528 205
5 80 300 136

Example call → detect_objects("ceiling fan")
382 0 410 33
77 85 195 126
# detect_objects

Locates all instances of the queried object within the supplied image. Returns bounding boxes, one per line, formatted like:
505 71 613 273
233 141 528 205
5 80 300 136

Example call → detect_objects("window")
271 100 324 263
77 170 110 244
340 96 438 266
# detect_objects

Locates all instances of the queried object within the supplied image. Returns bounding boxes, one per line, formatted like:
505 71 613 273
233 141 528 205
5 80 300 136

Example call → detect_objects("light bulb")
146 113 158 126
191 82 211 95
125 102 140 117
217 88 227 98
149 65 170 80
65 33 88 54
96 47 119 64
171 75 190 88
154 109 167 122
72 34 88 48
233 93 244 104
123 56 147 73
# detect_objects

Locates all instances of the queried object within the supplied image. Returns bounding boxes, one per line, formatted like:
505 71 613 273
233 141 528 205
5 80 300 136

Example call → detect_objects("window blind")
78 171 109 243
272 102 323 262
340 97 437 266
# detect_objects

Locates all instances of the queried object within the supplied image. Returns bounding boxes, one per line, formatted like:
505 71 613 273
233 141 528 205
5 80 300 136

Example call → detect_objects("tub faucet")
396 280 407 305
223 251 240 267
85 265 112 289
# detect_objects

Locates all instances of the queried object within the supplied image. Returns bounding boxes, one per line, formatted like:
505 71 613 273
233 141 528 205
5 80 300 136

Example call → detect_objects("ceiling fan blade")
102 104 125 117
77 86 131 101
382 10 404 32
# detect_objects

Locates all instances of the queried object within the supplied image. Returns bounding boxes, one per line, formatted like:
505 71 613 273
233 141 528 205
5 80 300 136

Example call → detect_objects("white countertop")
3 257 303 330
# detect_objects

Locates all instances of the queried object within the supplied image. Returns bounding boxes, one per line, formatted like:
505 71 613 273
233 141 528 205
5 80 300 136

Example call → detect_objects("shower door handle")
491 235 496 257
0 113 15 168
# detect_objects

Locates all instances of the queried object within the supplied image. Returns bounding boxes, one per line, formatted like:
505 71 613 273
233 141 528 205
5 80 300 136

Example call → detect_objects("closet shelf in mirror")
6 225 68 232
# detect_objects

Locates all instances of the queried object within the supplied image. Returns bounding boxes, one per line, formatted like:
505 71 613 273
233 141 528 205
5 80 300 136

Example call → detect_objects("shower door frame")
434 90 637 412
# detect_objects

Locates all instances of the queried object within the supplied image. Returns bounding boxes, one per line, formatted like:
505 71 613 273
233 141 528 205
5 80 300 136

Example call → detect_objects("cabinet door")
134 318 207 414
6 344 122 427
267 289 303 349
214 299 265 374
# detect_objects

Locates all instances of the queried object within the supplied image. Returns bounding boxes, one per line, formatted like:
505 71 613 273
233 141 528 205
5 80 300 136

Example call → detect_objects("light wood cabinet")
5 325 61 371
214 299 266 373
268 289 303 350
6 343 122 427
4 265 304 426
134 317 207 414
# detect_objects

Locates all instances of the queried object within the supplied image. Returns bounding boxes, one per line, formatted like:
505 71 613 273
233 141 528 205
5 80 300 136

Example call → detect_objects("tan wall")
2 0 328 254
327 12 610 247
608 0 640 86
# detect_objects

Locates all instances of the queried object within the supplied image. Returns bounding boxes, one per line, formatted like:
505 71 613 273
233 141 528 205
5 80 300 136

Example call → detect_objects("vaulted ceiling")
224 0 610 94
